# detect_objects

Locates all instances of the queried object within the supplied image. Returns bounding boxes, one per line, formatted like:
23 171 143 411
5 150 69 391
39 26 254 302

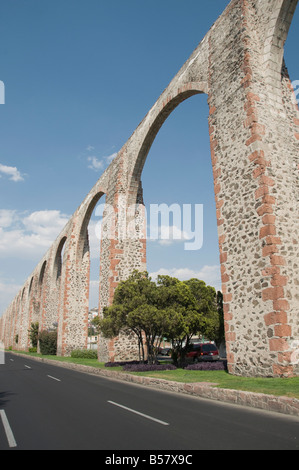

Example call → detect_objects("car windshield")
202 344 217 352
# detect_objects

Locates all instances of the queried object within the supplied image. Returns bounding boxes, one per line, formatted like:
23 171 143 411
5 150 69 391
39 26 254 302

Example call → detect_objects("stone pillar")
208 0 299 377
98 168 146 363
56 222 89 356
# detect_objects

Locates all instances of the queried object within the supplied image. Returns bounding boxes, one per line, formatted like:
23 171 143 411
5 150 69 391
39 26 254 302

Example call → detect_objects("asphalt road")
0 352 298 452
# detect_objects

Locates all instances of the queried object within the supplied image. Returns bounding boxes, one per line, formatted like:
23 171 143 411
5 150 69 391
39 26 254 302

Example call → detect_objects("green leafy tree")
28 322 39 348
215 291 225 348
127 304 172 365
99 271 223 367
183 278 219 342
91 315 101 334
100 271 160 363
38 330 57 355
156 276 205 365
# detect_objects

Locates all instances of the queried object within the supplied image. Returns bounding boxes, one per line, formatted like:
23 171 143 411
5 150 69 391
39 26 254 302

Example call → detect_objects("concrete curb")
10 353 299 419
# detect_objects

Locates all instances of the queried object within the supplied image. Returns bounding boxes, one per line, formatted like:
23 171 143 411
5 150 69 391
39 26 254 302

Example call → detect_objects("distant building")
88 308 99 350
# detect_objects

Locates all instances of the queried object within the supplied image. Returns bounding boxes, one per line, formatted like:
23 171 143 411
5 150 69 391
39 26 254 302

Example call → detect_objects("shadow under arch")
262 0 298 80
39 260 47 287
77 191 106 261
53 236 67 281
28 276 34 296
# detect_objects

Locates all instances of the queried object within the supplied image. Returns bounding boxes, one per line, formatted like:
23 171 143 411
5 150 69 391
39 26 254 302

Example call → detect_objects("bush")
39 330 57 355
70 349 98 359
123 363 177 372
28 322 39 348
29 347 37 353
105 360 140 367
184 361 227 371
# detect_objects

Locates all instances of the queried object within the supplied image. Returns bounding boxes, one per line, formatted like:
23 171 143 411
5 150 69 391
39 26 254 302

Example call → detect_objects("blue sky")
0 0 298 312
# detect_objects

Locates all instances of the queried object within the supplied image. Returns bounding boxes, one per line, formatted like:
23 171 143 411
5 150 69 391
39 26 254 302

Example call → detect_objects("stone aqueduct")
1 0 299 378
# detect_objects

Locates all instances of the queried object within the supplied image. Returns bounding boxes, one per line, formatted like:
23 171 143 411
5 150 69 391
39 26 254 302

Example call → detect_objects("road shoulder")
9 352 299 419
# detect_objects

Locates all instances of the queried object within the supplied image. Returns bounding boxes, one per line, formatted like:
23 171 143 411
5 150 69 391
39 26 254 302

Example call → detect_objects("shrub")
105 360 140 368
29 347 37 353
28 322 39 348
70 349 98 359
123 363 177 372
39 330 57 356
184 361 226 371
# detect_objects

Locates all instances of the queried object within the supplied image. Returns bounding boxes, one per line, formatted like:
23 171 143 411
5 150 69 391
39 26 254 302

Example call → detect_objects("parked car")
186 343 219 362
158 347 172 356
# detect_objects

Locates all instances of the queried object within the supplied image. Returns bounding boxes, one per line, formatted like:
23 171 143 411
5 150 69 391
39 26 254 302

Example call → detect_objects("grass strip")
9 350 299 399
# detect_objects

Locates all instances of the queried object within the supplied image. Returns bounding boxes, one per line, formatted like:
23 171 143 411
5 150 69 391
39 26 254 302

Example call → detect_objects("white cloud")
0 210 70 260
88 220 102 259
87 156 105 171
105 152 117 165
89 279 100 309
153 225 190 246
149 265 221 290
87 152 117 172
0 210 17 228
23 210 69 241
0 163 24 182
0 279 22 314
0 210 70 313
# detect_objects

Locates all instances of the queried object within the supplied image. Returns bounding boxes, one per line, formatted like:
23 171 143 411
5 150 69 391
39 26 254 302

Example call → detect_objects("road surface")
0 352 298 451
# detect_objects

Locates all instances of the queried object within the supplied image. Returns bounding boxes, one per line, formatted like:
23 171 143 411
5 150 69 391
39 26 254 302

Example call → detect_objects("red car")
187 343 219 362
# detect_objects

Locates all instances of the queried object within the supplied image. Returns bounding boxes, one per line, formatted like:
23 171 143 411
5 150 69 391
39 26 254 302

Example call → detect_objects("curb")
10 353 299 419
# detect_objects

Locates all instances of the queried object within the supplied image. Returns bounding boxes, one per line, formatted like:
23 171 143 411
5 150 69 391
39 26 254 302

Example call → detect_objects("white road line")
108 401 169 426
0 410 17 448
47 375 61 382
24 365 31 369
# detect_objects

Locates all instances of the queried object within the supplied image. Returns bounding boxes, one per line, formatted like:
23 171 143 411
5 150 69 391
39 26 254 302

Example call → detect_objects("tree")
156 276 205 366
99 271 223 367
127 304 172 365
28 322 39 349
215 291 225 348
100 271 163 363
91 315 101 335
183 279 219 342
38 330 57 355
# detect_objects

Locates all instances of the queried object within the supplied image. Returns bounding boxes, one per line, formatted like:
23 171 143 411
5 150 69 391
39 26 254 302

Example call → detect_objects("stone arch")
18 286 27 350
77 191 106 312
56 190 107 356
39 261 47 288
261 0 298 80
26 275 38 349
129 83 207 203
21 287 26 301
77 191 106 261
98 84 213 364
54 236 67 281
1 0 298 376
28 276 34 296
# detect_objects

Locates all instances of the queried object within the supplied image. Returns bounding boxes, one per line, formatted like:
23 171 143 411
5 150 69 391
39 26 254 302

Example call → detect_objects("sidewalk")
11 352 299 419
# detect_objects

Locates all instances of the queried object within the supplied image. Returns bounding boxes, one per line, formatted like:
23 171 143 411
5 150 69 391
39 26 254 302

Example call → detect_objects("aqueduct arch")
1 0 299 377
129 83 207 198
53 236 67 281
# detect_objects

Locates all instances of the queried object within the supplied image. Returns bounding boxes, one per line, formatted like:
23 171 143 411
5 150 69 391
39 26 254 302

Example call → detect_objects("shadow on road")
0 391 15 409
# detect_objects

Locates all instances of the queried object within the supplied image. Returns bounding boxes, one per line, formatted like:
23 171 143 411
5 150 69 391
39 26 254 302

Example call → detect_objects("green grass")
129 369 299 399
12 350 108 369
10 350 299 399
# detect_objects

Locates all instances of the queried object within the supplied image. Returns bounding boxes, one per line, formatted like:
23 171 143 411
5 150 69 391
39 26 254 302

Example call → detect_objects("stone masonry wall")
1 0 298 377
